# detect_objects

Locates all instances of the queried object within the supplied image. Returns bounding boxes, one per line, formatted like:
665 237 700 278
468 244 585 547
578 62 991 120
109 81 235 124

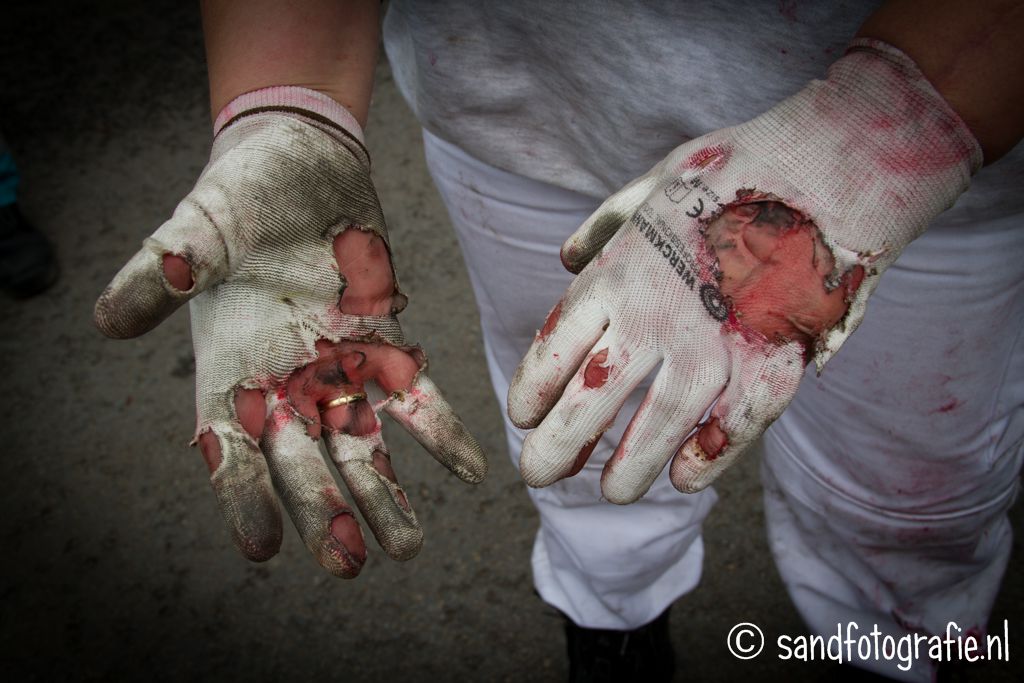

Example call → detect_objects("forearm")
857 0 1024 164
201 0 380 127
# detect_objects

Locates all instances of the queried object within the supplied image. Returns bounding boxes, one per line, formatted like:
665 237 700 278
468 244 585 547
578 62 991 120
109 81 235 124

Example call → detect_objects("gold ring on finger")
322 392 367 410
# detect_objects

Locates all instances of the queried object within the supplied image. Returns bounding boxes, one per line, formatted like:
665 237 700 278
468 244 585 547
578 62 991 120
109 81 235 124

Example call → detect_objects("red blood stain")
583 349 610 389
539 300 563 339
287 338 421 438
932 399 960 414
724 310 769 346
817 52 977 176
685 145 728 170
708 201 862 348
567 436 602 479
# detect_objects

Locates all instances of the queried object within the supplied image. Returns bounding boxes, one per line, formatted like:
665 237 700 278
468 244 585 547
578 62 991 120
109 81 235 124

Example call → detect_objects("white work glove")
508 39 981 502
95 87 486 576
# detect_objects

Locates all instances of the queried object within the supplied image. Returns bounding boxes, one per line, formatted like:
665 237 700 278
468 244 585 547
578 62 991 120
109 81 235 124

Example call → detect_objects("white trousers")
422 129 1023 681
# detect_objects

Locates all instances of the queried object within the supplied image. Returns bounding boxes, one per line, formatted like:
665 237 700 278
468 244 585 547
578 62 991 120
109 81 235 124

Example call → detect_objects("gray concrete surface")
0 2 1020 682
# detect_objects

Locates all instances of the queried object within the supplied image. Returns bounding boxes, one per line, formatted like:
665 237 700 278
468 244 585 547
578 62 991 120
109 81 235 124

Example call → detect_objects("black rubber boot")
564 607 675 683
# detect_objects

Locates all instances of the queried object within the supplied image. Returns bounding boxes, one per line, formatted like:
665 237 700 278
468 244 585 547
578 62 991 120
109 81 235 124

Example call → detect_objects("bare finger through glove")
96 87 486 576
510 39 980 501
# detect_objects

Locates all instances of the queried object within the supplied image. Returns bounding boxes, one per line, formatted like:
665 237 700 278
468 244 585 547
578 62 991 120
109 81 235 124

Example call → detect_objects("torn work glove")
508 39 980 501
94 87 486 577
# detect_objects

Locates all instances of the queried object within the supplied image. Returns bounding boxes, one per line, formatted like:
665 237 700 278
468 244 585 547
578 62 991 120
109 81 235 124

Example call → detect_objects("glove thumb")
559 171 661 274
94 197 229 338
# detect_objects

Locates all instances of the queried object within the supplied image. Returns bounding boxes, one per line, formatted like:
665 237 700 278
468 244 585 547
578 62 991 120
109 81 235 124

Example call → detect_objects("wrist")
213 86 366 146
734 38 981 253
725 40 982 369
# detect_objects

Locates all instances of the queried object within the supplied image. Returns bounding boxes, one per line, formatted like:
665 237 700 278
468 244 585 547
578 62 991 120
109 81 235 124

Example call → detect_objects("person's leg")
0 132 58 297
422 128 717 634
762 211 1024 681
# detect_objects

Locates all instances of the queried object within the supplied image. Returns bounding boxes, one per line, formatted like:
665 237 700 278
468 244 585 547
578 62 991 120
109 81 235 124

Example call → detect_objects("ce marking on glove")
727 623 765 660
664 177 704 217
664 176 722 219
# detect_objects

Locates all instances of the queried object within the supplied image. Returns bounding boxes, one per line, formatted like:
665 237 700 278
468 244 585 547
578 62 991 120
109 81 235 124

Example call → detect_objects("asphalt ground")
1 2 1020 681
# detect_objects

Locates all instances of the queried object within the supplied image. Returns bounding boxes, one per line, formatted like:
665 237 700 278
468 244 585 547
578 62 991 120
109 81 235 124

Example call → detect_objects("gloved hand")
508 39 980 502
94 87 486 577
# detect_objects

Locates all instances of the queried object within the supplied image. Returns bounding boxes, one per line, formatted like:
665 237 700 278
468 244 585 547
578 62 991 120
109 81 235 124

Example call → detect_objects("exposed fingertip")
330 512 368 567
161 253 194 291
696 418 728 460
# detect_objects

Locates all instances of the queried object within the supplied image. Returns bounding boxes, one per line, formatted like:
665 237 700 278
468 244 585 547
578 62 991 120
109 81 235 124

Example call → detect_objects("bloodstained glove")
94 87 486 576
507 39 981 502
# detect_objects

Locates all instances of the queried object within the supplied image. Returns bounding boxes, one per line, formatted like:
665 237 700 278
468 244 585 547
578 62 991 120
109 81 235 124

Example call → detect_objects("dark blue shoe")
0 203 58 298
